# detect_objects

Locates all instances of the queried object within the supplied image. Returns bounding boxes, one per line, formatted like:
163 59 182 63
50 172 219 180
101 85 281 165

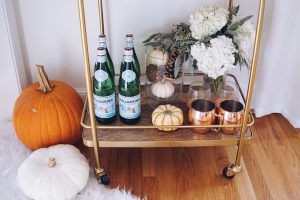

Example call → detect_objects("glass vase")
145 46 183 108
203 74 240 108
203 74 225 99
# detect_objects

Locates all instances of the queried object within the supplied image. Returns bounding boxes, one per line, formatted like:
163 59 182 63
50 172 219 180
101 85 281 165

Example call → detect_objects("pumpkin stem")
36 65 54 93
48 158 56 168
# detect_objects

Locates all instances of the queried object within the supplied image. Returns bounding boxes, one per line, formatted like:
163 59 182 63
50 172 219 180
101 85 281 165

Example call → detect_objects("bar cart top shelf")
81 74 254 148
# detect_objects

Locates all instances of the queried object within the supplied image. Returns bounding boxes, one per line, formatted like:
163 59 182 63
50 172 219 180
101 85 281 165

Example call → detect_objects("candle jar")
145 46 183 108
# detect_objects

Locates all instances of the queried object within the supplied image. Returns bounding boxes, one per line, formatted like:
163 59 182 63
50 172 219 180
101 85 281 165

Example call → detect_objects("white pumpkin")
151 79 175 98
148 49 169 66
18 144 89 200
152 104 184 131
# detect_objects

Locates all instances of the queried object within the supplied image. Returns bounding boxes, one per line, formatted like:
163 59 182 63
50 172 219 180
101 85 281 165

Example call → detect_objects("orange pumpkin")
13 65 83 150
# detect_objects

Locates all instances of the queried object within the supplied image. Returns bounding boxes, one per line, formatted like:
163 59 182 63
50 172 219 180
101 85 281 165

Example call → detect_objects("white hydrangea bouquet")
143 5 255 94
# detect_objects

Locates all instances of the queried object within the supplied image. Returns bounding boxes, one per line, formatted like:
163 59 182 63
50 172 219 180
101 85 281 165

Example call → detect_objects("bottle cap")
125 34 134 41
124 47 133 56
97 47 106 55
98 34 107 42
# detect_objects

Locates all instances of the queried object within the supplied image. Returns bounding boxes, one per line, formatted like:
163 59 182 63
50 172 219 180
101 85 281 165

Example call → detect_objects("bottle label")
95 70 108 82
97 55 106 63
124 55 133 63
94 93 116 118
122 70 136 82
119 94 141 119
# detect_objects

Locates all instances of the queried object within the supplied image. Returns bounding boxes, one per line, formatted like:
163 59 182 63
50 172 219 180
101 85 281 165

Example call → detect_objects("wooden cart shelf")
81 74 254 148
82 100 254 147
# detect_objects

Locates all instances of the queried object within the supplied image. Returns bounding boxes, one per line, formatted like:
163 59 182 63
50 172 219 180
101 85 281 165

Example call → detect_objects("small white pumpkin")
148 49 169 66
151 79 175 98
152 104 184 131
18 144 89 200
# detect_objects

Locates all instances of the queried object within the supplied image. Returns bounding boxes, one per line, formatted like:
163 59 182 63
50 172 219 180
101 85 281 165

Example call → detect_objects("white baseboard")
2 0 28 91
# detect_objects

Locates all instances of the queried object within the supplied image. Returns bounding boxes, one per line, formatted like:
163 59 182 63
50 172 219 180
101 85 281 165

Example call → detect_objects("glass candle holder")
145 46 183 108
215 81 240 108
186 81 211 108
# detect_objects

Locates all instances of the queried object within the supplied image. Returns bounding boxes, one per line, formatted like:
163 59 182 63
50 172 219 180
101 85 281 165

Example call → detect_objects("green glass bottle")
98 34 115 78
125 34 140 78
93 47 116 124
119 48 141 125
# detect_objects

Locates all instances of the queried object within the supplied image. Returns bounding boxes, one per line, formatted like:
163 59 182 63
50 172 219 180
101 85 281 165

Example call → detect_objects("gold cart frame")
77 0 266 183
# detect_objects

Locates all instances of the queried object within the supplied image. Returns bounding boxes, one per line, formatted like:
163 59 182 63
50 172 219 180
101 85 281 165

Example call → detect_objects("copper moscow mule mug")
218 100 244 135
188 99 217 134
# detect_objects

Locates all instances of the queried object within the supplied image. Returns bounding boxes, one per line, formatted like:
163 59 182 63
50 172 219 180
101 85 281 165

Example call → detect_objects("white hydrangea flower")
191 36 238 79
189 6 229 40
233 17 255 58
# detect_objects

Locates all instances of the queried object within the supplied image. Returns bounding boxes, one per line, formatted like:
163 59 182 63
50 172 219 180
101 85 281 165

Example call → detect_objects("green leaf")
188 54 194 75
228 15 253 31
143 34 158 43
162 39 173 47
192 59 198 69
174 55 183 78
232 6 240 15
239 15 253 26
227 30 237 36
170 42 179 51
228 23 240 31
179 22 190 29
166 43 173 51
144 42 161 47
184 52 189 62
201 36 212 43
242 57 250 69
234 53 240 65
160 33 173 40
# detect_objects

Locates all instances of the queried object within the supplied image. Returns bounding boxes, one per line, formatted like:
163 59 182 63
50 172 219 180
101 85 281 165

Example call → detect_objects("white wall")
0 0 22 121
14 0 259 92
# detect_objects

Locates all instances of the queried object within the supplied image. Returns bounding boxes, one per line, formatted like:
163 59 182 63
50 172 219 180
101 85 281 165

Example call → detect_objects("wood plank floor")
81 114 300 200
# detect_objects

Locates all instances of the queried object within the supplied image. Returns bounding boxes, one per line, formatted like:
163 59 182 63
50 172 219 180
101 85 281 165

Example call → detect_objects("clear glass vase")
145 46 183 108
203 74 225 99
203 74 240 108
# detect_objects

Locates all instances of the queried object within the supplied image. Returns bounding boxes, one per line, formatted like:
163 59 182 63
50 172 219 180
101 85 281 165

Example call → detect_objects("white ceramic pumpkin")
151 79 175 98
148 49 169 66
18 144 89 200
152 104 184 131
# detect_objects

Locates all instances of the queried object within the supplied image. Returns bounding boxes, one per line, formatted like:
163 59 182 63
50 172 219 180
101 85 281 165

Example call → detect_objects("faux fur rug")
0 121 142 200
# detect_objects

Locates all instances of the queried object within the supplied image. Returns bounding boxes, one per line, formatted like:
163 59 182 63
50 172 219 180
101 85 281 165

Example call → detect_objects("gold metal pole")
228 0 233 10
78 0 102 172
98 0 105 34
235 0 266 165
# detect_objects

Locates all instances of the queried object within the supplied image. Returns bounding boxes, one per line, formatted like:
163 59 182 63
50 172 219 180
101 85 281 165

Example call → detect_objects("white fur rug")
0 121 143 200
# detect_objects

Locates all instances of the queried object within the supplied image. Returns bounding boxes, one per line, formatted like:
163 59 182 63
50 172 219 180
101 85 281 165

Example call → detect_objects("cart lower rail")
82 127 253 148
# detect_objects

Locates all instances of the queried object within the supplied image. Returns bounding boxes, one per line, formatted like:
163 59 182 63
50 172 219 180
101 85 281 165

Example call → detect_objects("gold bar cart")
78 0 266 184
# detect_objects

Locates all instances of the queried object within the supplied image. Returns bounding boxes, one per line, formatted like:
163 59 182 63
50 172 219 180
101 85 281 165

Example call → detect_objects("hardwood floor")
81 114 300 200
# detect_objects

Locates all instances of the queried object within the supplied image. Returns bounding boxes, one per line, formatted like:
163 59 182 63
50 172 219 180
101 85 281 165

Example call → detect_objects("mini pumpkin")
18 144 89 200
13 65 83 150
148 49 169 66
152 104 183 131
151 79 175 98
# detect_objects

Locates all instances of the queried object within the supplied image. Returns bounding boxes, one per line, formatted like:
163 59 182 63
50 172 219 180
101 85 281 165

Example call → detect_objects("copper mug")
218 100 244 135
188 99 217 134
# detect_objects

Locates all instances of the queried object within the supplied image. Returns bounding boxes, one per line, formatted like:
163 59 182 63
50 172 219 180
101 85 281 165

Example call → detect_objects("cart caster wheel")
100 174 110 185
223 166 235 179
